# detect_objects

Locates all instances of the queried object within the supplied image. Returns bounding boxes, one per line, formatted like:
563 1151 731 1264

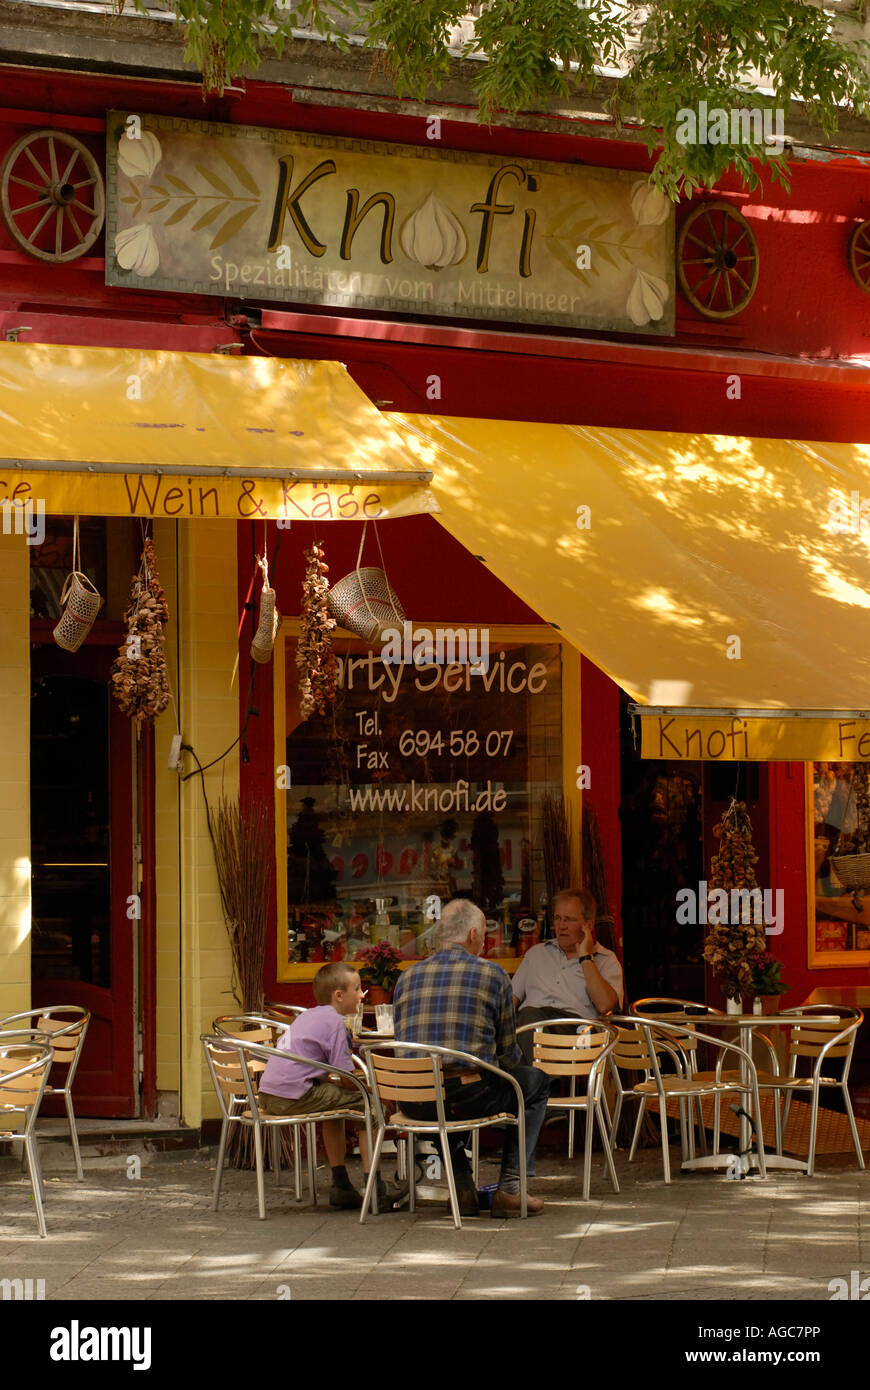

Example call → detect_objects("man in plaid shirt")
393 898 549 1217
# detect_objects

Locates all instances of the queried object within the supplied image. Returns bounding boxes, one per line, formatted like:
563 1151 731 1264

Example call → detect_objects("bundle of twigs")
211 796 270 1168
541 792 573 912
582 805 618 958
580 803 633 1145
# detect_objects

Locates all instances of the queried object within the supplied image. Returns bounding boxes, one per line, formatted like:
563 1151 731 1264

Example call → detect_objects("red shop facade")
2 44 870 1120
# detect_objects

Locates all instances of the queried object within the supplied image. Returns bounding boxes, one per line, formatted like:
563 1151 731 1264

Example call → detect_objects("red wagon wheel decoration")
1 129 105 263
677 200 759 319
849 221 870 295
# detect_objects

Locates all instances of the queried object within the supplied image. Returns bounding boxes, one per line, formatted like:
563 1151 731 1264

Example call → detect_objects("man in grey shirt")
512 887 624 1065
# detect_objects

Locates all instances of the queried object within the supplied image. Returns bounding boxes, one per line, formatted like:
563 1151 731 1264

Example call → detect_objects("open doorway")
619 700 705 1005
29 517 143 1117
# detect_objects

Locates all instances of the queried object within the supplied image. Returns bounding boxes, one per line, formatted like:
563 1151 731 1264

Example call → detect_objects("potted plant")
750 952 789 1015
356 942 403 1004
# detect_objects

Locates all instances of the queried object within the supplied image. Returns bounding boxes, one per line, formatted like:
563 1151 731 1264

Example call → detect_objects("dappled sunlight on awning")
0 343 438 520
391 413 870 712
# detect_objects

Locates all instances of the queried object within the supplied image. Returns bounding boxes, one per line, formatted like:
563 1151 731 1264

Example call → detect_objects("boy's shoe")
329 1184 363 1209
456 1187 481 1217
491 1191 544 1218
376 1177 410 1211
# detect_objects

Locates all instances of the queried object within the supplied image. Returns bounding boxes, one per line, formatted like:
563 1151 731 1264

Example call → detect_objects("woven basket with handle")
327 522 404 644
831 769 870 892
52 519 103 652
830 854 870 892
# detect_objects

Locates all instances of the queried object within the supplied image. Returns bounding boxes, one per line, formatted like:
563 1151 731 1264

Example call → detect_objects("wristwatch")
578 954 594 964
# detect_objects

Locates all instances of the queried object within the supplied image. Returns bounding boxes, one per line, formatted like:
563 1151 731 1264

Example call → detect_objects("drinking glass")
374 1004 394 1035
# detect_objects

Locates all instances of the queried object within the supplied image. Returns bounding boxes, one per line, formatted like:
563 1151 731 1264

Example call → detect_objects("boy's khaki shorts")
258 1082 365 1116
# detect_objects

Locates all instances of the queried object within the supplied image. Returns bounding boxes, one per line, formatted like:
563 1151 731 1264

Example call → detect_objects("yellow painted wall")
0 533 30 1018
153 520 238 1128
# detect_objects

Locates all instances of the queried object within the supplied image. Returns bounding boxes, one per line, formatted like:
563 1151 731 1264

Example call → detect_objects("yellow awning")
0 342 437 521
389 413 870 759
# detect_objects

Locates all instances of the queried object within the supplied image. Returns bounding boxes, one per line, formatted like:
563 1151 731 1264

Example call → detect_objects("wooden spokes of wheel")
677 200 759 319
1 129 105 263
849 221 870 295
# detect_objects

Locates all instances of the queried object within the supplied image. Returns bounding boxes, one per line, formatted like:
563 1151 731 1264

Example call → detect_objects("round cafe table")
631 1009 845 1176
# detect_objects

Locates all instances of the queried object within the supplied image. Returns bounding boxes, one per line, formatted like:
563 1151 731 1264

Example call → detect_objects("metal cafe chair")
753 1006 865 1177
608 1018 690 1168
633 999 780 1157
609 1015 768 1183
518 1018 620 1200
631 996 767 1156
0 1006 90 1181
359 1041 528 1229
0 1038 53 1237
212 1012 290 1050
201 1033 373 1219
212 1012 306 1200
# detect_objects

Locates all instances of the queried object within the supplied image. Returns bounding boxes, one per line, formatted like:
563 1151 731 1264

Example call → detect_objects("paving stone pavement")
1 1143 868 1301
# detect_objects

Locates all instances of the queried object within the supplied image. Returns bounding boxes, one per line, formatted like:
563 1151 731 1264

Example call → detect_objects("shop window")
30 516 137 623
809 762 870 966
275 623 575 980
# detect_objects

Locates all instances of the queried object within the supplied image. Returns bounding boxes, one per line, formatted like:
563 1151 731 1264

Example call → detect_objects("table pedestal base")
681 1152 808 1175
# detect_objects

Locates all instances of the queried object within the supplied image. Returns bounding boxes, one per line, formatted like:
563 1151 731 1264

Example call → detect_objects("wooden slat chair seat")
0 1042 52 1237
358 1042 530 1229
0 1007 90 1181
389 1108 514 1124
518 1020 620 1200
201 1033 373 1220
631 1075 749 1096
608 1015 767 1184
751 1007 865 1177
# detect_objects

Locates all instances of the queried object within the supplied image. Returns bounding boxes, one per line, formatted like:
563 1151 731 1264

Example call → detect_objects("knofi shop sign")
106 113 674 336
640 714 870 762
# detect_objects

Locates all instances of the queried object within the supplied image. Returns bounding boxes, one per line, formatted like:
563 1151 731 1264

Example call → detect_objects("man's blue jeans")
403 1063 550 1184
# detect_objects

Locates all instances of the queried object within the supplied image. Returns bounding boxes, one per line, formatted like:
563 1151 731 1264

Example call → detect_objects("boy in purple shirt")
259 961 405 1209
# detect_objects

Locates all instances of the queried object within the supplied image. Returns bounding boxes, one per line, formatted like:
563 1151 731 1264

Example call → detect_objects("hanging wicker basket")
831 768 870 891
53 570 103 652
327 523 404 644
830 854 870 893
251 583 279 664
328 566 404 643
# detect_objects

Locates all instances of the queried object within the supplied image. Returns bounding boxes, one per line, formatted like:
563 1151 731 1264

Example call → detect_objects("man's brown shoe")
491 1191 543 1218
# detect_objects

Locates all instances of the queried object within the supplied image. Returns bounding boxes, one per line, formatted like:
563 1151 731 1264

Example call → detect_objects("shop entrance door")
619 693 706 1003
30 642 138 1116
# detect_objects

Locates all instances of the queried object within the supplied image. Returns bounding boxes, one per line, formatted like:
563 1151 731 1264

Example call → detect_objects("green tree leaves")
618 0 870 195
114 0 870 199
